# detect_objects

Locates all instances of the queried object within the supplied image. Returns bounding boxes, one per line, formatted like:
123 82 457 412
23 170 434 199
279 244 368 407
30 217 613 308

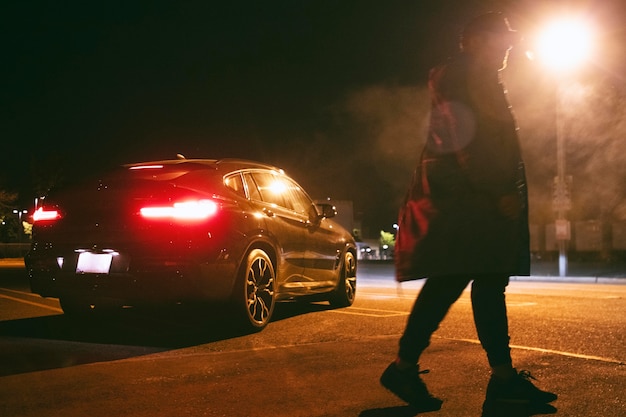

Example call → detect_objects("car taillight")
33 207 61 223
140 199 218 221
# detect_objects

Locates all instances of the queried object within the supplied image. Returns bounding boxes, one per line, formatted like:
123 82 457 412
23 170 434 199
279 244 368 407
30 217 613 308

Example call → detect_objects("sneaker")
380 362 443 412
486 370 557 404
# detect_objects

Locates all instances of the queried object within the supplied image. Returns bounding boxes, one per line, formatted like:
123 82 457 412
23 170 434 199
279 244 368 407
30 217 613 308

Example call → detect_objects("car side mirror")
316 203 337 219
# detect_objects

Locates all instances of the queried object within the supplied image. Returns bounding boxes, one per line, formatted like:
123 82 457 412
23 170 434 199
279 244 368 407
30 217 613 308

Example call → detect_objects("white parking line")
0 293 63 313
330 307 408 317
450 299 538 307
0 287 43 298
445 337 625 365
357 291 537 306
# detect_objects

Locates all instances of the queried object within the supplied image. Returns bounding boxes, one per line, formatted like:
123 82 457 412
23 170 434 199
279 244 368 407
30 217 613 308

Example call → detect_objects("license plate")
76 252 113 274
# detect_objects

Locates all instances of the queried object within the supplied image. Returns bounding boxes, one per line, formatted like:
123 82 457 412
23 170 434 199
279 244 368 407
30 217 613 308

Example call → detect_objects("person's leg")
397 275 471 365
470 274 513 375
380 275 470 410
472 275 558 404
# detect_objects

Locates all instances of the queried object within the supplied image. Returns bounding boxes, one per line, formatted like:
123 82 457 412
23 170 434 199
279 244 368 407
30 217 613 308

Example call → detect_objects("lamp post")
13 209 27 222
554 83 570 277
530 16 594 277
12 209 28 243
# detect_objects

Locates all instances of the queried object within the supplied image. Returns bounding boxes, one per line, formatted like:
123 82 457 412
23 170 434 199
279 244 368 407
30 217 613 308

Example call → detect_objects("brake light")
140 199 218 221
33 207 61 222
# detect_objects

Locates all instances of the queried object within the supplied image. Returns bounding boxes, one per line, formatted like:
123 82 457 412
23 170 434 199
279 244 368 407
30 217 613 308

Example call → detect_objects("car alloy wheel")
240 248 276 330
329 251 357 308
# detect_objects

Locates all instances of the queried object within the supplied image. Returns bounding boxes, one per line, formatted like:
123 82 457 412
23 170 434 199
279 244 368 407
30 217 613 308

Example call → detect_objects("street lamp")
531 18 593 72
528 16 595 277
13 209 27 222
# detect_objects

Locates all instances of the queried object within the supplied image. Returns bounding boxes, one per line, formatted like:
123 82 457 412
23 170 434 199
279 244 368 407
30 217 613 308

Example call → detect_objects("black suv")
26 158 357 330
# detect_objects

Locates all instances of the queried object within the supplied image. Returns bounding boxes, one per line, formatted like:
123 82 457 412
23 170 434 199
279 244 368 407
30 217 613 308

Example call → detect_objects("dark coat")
399 54 530 280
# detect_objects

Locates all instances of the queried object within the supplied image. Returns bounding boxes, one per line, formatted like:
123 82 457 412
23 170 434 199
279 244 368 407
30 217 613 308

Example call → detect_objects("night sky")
2 0 625 237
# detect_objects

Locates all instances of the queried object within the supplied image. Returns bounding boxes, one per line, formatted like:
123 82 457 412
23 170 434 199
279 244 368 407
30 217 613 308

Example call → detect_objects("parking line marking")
450 299 538 307
0 287 42 298
330 307 408 317
358 291 416 300
357 292 537 306
444 337 625 365
0 293 63 313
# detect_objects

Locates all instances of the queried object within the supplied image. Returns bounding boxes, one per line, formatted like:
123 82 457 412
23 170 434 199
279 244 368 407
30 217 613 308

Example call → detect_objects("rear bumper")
26 249 239 305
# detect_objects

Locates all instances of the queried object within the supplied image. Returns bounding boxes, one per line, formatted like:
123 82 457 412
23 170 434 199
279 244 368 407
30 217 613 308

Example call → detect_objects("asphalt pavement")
1 321 623 416
1 258 625 416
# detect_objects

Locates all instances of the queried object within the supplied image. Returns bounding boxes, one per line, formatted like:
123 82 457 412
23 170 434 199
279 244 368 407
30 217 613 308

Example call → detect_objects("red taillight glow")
140 199 218 221
33 207 61 222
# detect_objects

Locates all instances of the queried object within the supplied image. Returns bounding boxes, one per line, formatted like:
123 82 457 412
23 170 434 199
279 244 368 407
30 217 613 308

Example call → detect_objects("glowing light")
531 17 594 72
140 199 218 220
268 180 287 194
33 207 60 222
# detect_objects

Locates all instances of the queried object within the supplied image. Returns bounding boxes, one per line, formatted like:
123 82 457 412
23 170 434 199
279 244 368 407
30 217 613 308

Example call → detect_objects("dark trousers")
398 274 512 368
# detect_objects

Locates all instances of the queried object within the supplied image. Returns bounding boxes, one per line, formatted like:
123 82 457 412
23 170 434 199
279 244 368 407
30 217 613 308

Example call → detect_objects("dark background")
2 0 625 237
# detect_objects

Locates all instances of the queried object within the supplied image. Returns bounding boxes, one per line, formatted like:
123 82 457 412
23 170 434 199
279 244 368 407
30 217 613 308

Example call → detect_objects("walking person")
380 12 557 411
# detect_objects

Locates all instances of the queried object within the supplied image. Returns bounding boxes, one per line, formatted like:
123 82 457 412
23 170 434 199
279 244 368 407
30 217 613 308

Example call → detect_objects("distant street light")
13 209 27 221
12 209 28 242
528 16 595 277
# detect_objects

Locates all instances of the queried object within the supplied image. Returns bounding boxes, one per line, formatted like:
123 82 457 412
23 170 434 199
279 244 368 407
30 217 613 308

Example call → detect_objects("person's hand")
497 194 522 220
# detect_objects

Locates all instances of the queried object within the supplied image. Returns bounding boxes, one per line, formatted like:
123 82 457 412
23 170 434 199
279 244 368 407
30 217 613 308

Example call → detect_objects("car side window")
250 172 292 210
282 177 314 217
224 173 246 197
245 171 315 217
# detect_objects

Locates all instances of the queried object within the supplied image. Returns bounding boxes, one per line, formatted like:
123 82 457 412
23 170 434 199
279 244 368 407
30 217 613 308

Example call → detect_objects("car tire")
328 251 357 308
233 248 276 331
